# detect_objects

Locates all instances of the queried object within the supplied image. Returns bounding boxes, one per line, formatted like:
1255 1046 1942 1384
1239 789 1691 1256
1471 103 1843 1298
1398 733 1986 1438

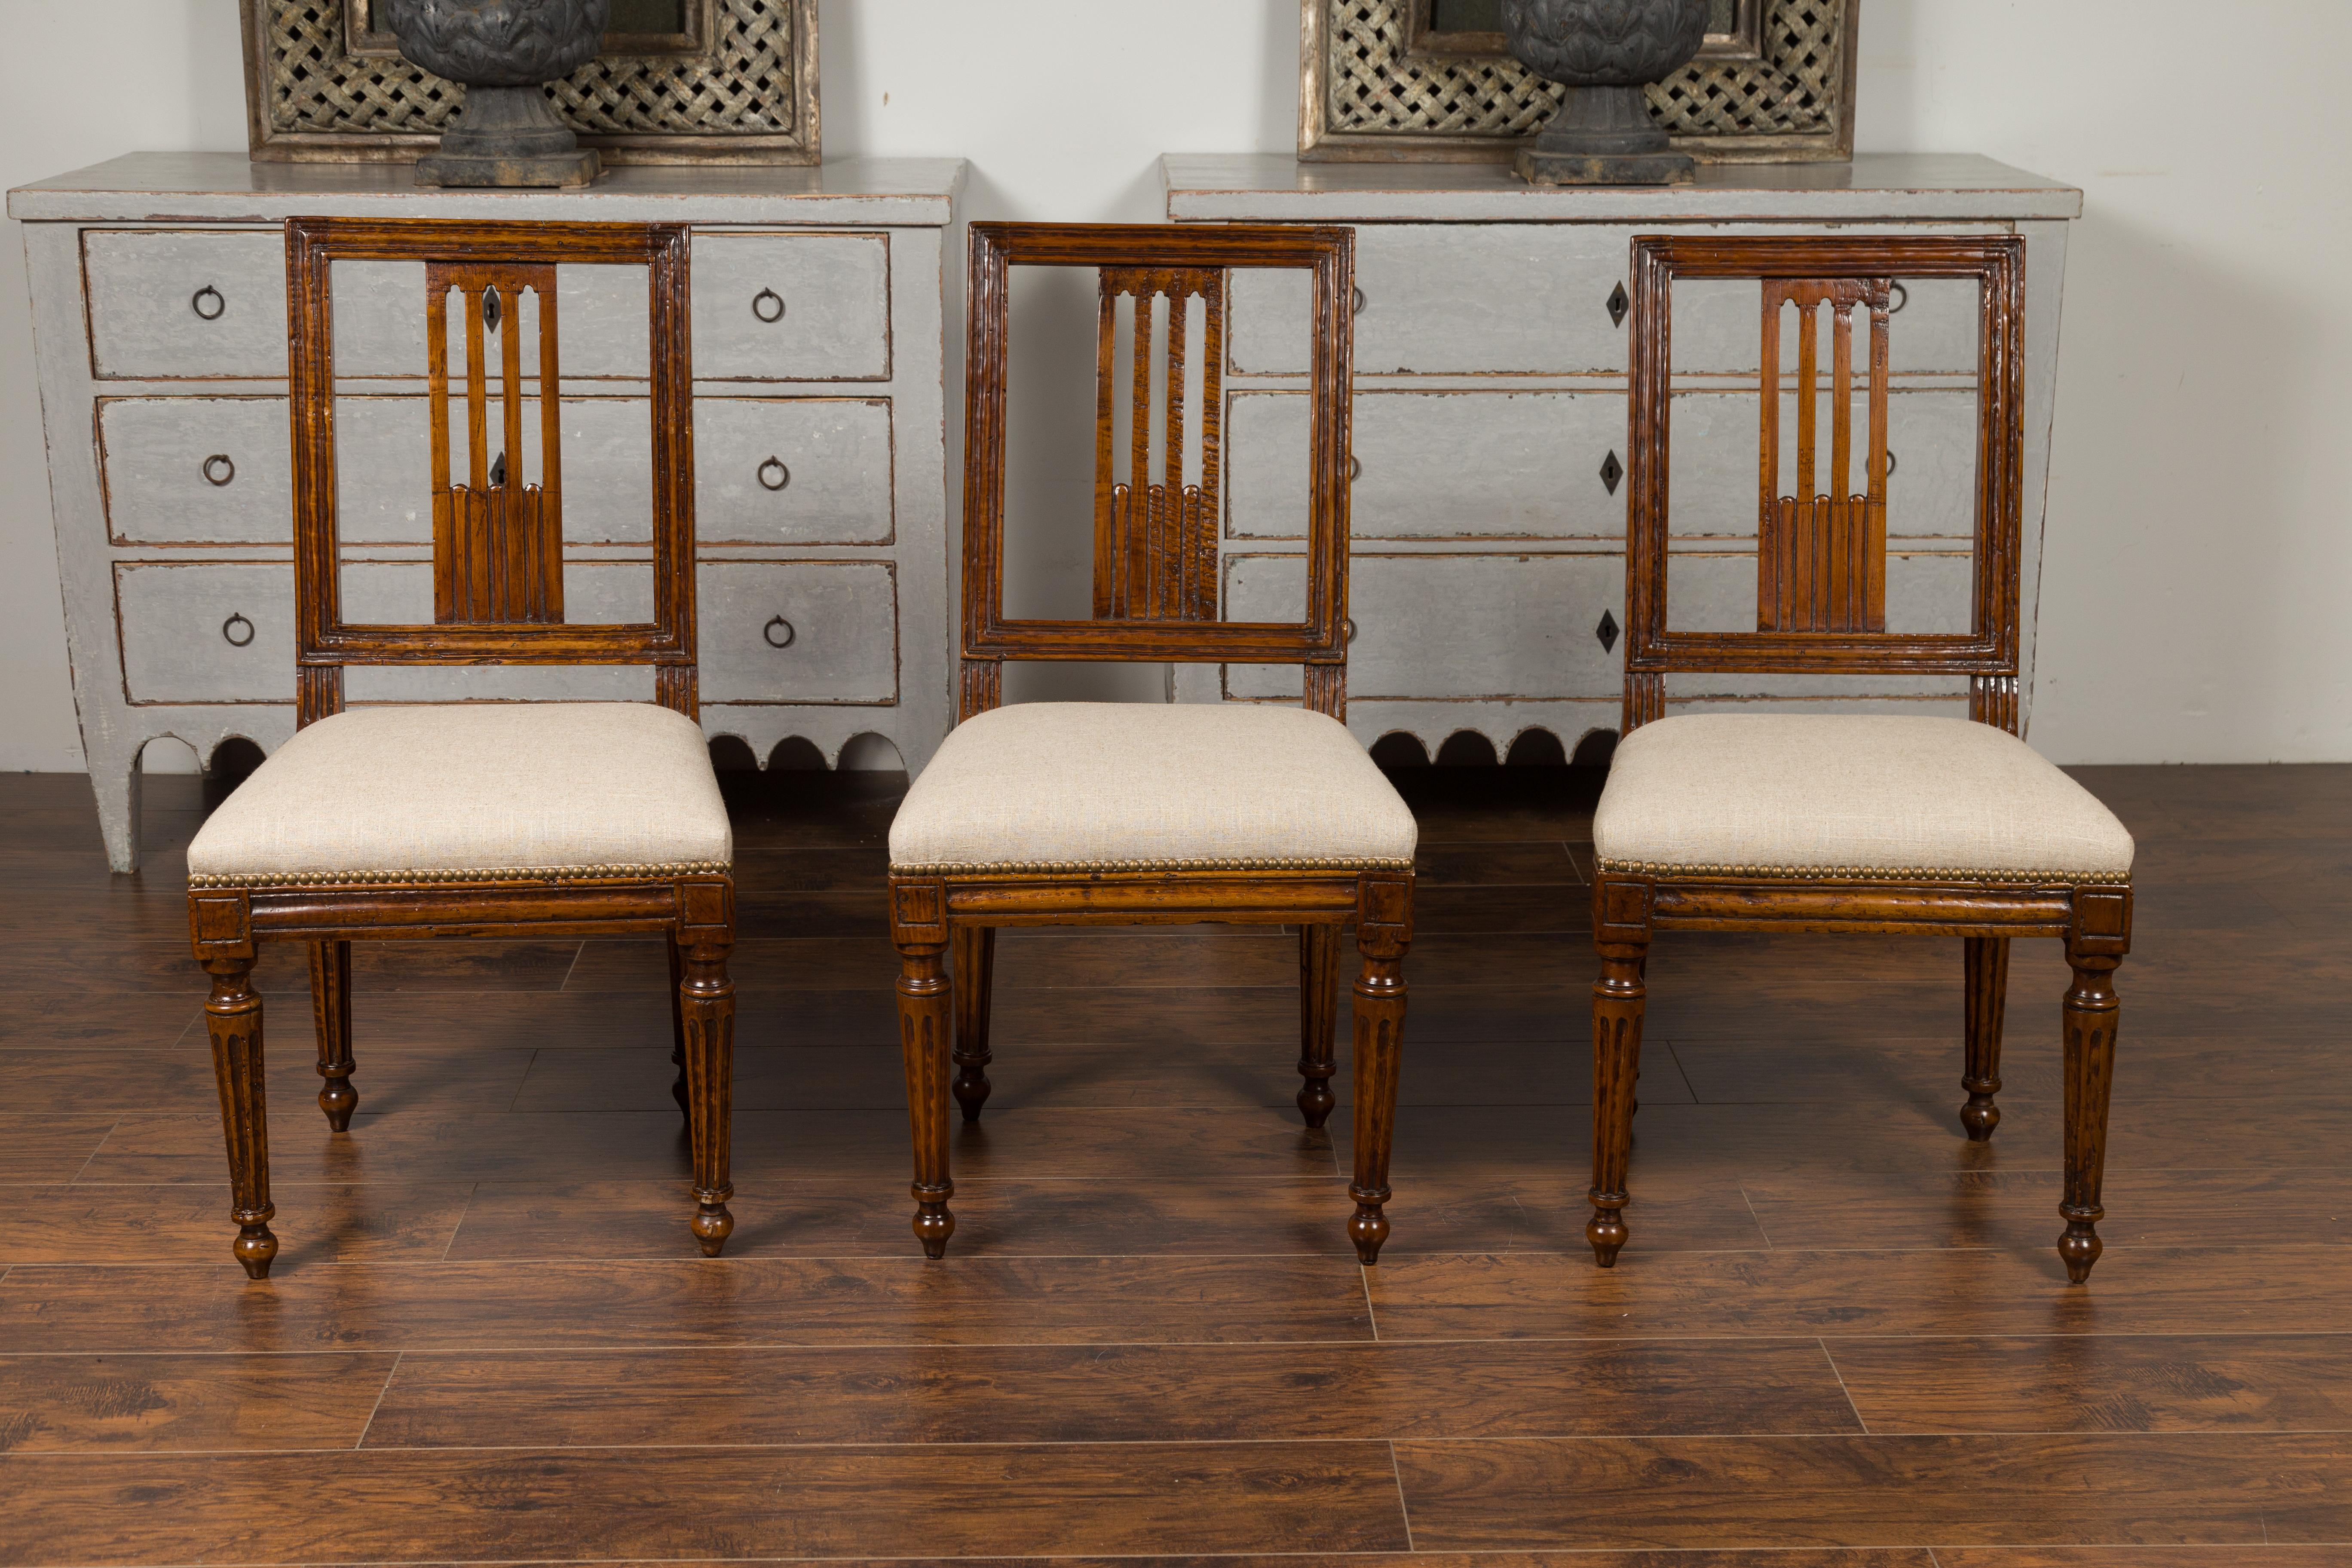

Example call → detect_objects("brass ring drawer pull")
1348 455 1360 481
201 453 236 487
752 288 785 323
221 612 255 648
1888 281 1908 314
191 285 225 321
1351 287 1366 315
757 456 790 491
763 615 796 649
1344 617 1358 644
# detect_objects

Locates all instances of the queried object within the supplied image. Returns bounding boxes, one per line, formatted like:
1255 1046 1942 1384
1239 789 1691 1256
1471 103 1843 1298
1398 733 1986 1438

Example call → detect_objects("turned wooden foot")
308 939 357 1131
1298 923 1343 1129
951 925 995 1124
1962 935 2009 1141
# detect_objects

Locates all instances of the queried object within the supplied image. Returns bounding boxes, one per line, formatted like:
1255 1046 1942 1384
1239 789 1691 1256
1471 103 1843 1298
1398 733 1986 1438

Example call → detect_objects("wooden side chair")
1589 235 2133 1280
887 222 1416 1262
184 217 736 1277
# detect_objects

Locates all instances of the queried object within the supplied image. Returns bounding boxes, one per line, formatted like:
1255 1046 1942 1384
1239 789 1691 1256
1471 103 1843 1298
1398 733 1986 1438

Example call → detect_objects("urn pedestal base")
1513 82 1694 187
415 85 603 190
1514 148 1694 186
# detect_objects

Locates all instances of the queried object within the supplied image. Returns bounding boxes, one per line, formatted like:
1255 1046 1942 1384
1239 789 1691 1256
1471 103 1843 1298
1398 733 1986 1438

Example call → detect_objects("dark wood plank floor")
3 760 2350 1564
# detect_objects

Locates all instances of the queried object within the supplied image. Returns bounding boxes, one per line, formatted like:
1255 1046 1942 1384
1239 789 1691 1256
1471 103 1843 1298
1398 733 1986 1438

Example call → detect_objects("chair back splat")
959 223 1355 721
285 217 700 727
1623 235 2025 734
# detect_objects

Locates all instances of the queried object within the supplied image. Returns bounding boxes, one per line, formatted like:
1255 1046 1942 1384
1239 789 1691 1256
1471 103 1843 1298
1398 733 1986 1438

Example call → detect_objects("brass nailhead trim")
187 859 732 890
1596 857 2130 885
889 855 1416 876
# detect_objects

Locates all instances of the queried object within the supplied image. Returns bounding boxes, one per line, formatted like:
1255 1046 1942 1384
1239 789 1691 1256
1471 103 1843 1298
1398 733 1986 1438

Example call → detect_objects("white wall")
4 1 2347 768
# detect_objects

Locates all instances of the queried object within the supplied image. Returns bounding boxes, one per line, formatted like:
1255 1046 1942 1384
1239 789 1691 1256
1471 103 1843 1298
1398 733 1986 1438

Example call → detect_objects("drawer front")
1223 551 1622 701
1667 388 1980 541
698 560 897 705
690 233 891 381
116 557 896 706
697 398 894 545
100 397 291 544
1230 224 1638 377
83 233 426 381
84 231 288 381
103 393 897 549
116 560 663 704
1228 389 1625 540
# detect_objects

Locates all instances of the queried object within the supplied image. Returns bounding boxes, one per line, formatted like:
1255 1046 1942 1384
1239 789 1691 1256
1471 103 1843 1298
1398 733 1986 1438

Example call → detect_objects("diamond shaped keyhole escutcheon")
1596 609 1619 653
1607 281 1629 328
1599 449 1623 495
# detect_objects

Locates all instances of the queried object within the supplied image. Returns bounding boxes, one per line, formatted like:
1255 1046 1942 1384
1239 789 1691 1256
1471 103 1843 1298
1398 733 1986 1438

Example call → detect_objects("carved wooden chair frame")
889 222 1414 1264
1592 233 2129 1280
187 217 736 1277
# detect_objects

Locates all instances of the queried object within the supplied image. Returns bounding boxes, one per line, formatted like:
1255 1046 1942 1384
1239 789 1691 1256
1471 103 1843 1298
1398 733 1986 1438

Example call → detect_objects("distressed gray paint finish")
1228 387 1626 540
15 157 964 871
1170 156 2078 763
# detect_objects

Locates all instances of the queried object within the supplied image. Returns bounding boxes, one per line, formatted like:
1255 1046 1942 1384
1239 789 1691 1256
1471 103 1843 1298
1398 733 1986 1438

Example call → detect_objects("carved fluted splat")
1757 276 1893 634
426 261 564 625
1092 266 1225 622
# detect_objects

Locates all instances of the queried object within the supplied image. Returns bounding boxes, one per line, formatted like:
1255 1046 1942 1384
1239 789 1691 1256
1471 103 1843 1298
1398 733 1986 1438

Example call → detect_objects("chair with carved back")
1588 234 2133 1279
183 217 737 1277
887 222 1416 1262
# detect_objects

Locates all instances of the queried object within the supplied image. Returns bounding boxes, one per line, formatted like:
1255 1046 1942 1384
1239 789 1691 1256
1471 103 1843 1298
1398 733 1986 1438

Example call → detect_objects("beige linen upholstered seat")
1594 714 2133 884
888 702 1417 875
187 703 732 886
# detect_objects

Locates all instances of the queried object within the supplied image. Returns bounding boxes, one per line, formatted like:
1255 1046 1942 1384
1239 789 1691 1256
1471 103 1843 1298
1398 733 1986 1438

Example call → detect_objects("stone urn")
1500 0 1709 185
382 0 611 187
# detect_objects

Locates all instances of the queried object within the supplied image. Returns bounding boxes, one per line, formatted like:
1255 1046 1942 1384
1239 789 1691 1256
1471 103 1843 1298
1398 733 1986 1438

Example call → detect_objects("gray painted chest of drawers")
1161 153 2083 762
10 153 966 871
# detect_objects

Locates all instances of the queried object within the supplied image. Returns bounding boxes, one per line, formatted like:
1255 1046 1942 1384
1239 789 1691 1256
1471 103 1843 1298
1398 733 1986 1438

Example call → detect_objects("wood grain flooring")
2 761 2349 1564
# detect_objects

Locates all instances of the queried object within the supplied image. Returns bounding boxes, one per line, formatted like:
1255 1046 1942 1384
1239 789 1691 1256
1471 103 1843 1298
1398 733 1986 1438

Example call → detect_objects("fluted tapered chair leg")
1588 940 1648 1268
897 939 956 1258
677 932 736 1256
206 957 277 1279
2059 946 2122 1283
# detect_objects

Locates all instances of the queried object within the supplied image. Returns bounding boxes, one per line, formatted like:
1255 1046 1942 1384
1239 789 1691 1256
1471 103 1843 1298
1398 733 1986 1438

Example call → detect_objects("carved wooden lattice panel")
1323 0 1847 146
259 0 805 144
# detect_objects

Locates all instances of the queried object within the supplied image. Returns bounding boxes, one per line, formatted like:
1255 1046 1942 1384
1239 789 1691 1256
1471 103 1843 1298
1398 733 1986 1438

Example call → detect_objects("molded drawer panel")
84 233 427 381
84 230 288 381
1228 389 1625 540
114 558 897 706
690 233 891 381
100 397 291 544
1229 224 1638 376
698 560 897 705
116 560 664 704
697 398 894 544
1223 551 1621 701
